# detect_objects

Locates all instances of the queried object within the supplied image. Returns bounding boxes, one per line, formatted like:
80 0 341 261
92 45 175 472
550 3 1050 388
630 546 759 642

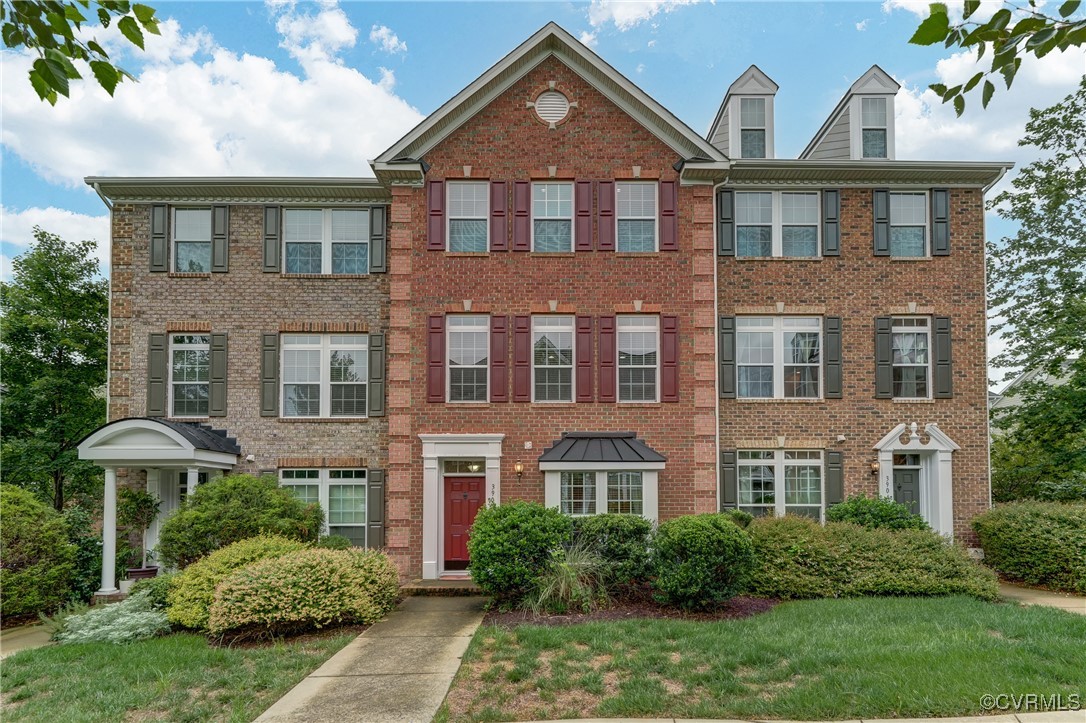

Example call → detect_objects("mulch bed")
0 615 41 631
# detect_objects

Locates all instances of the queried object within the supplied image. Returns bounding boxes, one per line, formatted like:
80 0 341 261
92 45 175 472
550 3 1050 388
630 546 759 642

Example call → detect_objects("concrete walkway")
520 716 1085 723
256 595 486 723
1000 582 1086 615
0 624 53 659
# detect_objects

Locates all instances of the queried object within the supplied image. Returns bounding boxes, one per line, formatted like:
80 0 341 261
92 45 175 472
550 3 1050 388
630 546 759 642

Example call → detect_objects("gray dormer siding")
807 112 850 160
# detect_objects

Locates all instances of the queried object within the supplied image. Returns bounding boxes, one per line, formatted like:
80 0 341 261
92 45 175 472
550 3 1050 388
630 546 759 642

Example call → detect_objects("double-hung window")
735 191 819 258
532 182 573 252
617 315 658 402
170 334 210 417
559 471 645 516
447 182 488 252
739 97 767 159
532 316 574 402
889 193 927 257
736 317 821 398
616 182 657 252
560 471 595 515
447 316 489 402
861 97 888 159
281 469 368 546
281 334 368 417
283 208 370 274
738 450 823 520
892 317 930 398
173 209 212 272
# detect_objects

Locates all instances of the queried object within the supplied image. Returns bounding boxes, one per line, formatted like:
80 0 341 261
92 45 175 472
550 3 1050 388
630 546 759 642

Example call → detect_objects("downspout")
93 183 114 423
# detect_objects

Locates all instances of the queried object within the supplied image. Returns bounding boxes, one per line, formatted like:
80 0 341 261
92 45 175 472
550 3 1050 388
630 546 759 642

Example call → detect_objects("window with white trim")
280 468 367 546
283 208 369 274
447 316 488 402
173 208 212 272
560 471 595 515
736 317 821 399
889 192 927 257
607 471 643 515
533 316 574 402
738 450 823 520
861 97 888 159
892 317 930 398
559 471 645 516
735 191 819 258
739 97 767 159
447 182 488 252
170 334 209 417
617 315 658 402
532 182 573 252
616 182 657 252
281 334 368 417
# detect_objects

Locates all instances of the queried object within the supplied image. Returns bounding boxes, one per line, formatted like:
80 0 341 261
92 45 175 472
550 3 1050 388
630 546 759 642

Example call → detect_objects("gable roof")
705 64 778 155
373 22 725 178
800 64 900 160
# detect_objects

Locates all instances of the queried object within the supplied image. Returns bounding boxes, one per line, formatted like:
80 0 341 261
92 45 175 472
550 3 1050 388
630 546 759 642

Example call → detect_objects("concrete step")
401 578 483 597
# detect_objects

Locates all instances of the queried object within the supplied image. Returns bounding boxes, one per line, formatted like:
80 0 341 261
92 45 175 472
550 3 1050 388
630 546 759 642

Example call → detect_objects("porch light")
514 462 524 479
870 461 881 475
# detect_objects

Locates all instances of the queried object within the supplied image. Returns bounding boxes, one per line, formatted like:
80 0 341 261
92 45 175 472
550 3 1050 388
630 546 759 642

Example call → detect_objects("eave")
85 177 391 205
681 159 1013 191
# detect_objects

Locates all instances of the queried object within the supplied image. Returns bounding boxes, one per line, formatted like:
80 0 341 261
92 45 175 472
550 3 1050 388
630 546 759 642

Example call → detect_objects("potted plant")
118 487 161 580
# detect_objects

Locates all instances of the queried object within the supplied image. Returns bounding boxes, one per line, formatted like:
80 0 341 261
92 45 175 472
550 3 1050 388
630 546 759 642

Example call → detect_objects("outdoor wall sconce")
514 462 524 480
870 461 881 476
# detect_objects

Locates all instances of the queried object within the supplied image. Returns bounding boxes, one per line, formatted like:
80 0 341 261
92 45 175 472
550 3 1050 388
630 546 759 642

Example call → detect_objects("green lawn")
0 630 355 722
439 596 1086 722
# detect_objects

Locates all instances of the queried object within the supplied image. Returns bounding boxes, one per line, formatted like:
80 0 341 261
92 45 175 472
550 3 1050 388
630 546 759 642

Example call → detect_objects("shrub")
53 591 170 645
651 513 756 610
973 501 1086 593
207 548 400 639
166 534 309 630
572 514 652 585
467 502 572 602
316 534 353 550
0 485 76 617
130 572 178 610
826 494 930 530
63 503 103 603
748 516 999 601
524 541 608 615
721 508 754 529
156 474 323 568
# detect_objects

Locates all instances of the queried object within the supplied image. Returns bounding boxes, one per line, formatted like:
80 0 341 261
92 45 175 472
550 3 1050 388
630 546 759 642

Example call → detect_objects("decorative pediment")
727 65 779 96
850 65 901 95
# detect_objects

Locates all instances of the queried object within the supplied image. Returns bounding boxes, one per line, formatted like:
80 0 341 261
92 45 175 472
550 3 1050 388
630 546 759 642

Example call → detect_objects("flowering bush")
54 591 170 645
207 548 399 639
166 534 308 630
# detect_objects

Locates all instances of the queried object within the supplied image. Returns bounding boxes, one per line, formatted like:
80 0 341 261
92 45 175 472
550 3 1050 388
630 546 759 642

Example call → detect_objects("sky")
1 0 1084 387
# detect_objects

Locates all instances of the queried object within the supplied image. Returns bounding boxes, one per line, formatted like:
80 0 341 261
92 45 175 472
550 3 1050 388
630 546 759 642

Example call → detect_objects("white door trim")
873 423 959 537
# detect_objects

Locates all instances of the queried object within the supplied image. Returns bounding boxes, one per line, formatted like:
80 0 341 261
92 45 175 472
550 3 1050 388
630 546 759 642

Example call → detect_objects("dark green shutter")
719 316 736 398
826 451 844 506
931 189 950 256
369 206 387 273
260 333 279 416
211 205 229 272
934 316 953 398
150 205 169 272
263 206 281 273
822 189 840 256
367 333 386 417
824 316 842 399
367 469 385 549
147 333 167 416
209 333 227 417
873 189 890 256
717 188 735 256
875 316 893 398
720 450 737 509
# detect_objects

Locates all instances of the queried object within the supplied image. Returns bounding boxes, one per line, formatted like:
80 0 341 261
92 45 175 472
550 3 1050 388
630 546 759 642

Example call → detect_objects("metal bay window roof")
538 432 667 464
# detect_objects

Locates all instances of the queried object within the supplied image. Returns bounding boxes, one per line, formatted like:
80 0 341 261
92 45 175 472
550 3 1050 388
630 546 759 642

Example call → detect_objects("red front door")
444 476 484 570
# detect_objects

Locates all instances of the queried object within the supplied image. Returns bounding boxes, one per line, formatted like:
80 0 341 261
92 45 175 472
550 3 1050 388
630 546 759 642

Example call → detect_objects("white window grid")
283 208 370 274
560 470 646 516
861 97 888 159
738 450 823 520
280 468 367 546
532 316 574 403
617 315 660 403
169 334 210 418
735 191 820 258
560 471 596 516
607 471 644 515
447 182 489 253
889 192 928 257
736 316 822 399
447 315 489 403
739 97 767 159
281 334 369 418
172 208 212 273
616 181 658 252
531 182 573 252
891 316 931 399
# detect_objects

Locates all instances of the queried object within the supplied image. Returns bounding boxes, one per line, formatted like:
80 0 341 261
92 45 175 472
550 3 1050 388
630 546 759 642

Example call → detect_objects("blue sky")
2 0 1084 385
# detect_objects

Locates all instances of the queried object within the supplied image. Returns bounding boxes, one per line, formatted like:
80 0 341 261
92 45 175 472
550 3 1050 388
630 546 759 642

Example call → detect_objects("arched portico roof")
77 417 240 469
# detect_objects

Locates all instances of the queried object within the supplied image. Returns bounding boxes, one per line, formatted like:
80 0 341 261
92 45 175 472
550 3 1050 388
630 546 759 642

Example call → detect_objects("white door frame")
873 423 959 537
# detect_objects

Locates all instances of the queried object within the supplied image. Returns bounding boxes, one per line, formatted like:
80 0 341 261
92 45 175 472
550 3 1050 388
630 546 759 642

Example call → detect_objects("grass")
439 596 1086 722
0 630 355 722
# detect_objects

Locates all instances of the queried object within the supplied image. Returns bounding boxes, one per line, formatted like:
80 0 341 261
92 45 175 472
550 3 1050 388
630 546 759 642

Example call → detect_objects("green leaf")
28 66 58 104
116 15 143 49
989 8 1013 31
97 8 110 27
943 84 962 101
87 39 108 57
45 47 81 80
89 59 119 95
953 94 965 117
3 22 25 48
1058 0 1081 17
132 3 155 24
963 72 983 93
1000 57 1022 88
32 56 69 97
930 82 948 96
982 79 995 108
64 4 87 24
909 8 951 46
964 0 981 19
1026 26 1058 49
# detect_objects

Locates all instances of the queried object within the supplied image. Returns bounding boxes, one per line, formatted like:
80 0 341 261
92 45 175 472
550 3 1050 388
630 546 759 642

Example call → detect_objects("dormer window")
861 98 888 159
739 97 767 159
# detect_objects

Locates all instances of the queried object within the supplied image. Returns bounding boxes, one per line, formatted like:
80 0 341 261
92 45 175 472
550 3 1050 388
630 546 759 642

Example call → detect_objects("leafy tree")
909 1 1085 114
1 0 160 104
1 228 109 510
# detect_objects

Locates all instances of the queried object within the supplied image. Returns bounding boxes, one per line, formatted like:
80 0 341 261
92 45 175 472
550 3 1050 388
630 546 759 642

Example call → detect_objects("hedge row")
973 501 1086 593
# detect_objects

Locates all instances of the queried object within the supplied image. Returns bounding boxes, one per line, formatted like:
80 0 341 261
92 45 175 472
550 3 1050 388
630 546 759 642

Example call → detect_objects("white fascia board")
539 461 667 471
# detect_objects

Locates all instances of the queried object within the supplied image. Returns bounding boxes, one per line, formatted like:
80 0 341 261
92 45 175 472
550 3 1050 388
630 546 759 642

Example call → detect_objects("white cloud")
856 19 869 31
587 0 702 31
883 0 1034 22
369 24 407 54
1 206 111 279
636 63 646 74
647 39 657 47
0 3 424 186
579 30 598 48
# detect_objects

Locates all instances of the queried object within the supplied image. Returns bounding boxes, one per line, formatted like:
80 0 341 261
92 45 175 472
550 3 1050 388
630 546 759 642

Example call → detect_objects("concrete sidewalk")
0 624 53 659
255 595 486 723
1000 582 1086 615
520 716 1085 723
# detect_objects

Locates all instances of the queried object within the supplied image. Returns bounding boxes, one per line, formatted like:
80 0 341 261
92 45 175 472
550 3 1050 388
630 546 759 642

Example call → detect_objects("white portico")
873 422 960 537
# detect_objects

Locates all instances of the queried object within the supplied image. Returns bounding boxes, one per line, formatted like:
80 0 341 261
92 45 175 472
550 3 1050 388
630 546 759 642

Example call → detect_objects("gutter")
92 182 112 211
983 163 1012 193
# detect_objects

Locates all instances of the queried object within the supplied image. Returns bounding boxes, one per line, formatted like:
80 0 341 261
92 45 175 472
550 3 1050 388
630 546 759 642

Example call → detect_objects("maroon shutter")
597 181 615 251
576 315 593 402
427 180 445 251
598 315 616 402
659 181 678 251
513 315 531 401
490 181 508 251
661 314 679 402
575 180 593 251
427 314 445 402
490 315 509 402
512 181 531 251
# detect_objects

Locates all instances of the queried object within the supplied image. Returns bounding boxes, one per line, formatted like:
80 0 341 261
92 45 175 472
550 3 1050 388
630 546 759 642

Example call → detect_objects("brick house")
79 23 1010 592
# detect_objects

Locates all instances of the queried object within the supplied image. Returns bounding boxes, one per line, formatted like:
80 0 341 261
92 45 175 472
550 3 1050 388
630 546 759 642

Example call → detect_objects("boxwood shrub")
826 493 929 530
572 513 653 585
0 485 76 617
129 572 178 610
973 501 1086 593
466 501 572 603
748 516 999 601
651 513 756 609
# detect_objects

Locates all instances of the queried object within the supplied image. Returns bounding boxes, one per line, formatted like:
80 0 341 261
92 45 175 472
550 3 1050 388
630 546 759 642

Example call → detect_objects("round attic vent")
534 90 570 124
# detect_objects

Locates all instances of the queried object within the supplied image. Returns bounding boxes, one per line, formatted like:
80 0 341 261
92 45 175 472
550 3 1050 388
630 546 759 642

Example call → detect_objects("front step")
401 578 483 597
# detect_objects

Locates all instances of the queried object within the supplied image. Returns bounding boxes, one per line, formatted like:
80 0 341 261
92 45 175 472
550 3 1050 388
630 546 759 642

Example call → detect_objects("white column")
98 467 119 595
186 467 200 493
422 457 439 580
145 469 162 561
